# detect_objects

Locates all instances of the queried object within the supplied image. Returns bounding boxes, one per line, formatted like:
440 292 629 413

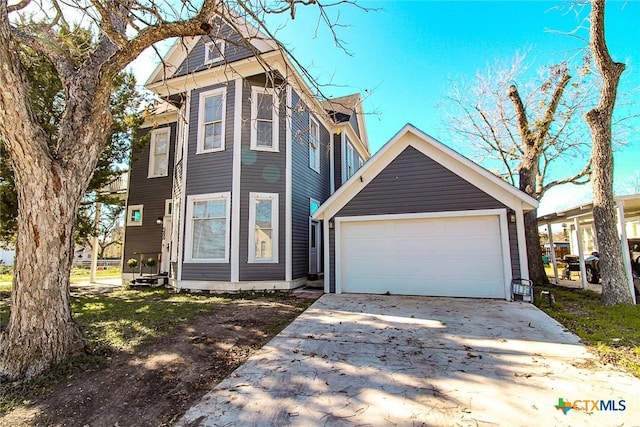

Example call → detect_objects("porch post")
574 218 587 290
547 223 559 284
616 200 636 304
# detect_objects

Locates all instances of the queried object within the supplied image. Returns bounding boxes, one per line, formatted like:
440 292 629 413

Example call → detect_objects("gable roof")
145 13 277 86
321 93 369 153
312 123 538 220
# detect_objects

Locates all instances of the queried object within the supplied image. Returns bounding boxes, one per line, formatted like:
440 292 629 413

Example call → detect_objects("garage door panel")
339 215 506 298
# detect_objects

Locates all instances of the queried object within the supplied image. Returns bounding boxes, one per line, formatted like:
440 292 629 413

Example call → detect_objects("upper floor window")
249 193 279 263
250 87 279 152
127 205 143 227
197 88 226 153
309 117 320 172
358 157 364 169
148 128 169 178
204 40 225 65
185 192 230 262
346 141 355 179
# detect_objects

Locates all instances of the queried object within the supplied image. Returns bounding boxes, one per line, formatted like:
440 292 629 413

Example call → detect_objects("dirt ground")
0 294 318 427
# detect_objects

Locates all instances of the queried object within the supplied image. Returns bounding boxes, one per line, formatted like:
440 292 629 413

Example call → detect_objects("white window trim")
204 40 225 65
147 128 170 178
248 192 279 263
197 87 226 154
184 192 231 263
346 142 355 179
250 86 279 152
309 116 320 173
127 204 143 227
358 156 364 169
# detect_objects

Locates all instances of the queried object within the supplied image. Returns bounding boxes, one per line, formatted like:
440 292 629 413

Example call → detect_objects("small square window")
127 205 144 226
204 40 225 65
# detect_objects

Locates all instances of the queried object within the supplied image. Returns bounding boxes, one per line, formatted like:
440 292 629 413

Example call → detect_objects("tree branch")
6 0 31 13
507 84 533 146
542 158 592 193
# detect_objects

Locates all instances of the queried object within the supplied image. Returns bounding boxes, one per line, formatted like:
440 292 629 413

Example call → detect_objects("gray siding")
239 76 287 281
181 81 235 281
508 218 521 278
329 146 521 289
349 113 360 139
333 133 342 190
123 123 177 274
174 20 257 78
337 146 505 216
291 90 332 279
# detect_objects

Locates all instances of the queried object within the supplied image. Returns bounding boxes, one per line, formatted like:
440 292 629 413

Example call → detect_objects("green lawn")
0 266 121 286
534 284 640 377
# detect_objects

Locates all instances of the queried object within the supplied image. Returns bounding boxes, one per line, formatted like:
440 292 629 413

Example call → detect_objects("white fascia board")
313 123 538 221
274 55 336 133
140 111 178 128
338 123 369 160
145 37 198 86
145 10 278 86
402 127 538 210
353 102 370 153
146 51 281 97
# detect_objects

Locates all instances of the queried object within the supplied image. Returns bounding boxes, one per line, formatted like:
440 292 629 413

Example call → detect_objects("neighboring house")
122 17 369 290
313 124 539 300
0 246 15 266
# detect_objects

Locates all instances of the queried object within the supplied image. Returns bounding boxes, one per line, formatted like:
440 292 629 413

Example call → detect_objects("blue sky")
132 1 639 214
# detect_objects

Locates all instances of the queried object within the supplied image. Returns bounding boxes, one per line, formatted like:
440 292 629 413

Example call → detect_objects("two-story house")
122 18 369 291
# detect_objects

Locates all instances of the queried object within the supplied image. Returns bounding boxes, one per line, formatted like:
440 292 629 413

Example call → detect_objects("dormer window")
204 40 225 65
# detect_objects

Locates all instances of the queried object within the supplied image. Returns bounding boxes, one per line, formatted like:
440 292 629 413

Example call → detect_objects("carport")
538 193 640 303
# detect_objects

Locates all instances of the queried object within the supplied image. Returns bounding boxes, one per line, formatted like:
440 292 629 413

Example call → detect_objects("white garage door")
339 215 507 298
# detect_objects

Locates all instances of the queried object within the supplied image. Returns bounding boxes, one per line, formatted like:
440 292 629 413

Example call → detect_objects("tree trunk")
518 150 549 285
0 162 86 379
585 0 632 305
524 209 548 284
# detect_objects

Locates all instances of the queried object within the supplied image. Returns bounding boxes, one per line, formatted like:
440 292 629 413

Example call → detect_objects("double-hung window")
204 40 225 65
185 193 230 262
250 87 279 151
309 117 320 172
148 128 169 178
249 193 278 263
198 88 226 153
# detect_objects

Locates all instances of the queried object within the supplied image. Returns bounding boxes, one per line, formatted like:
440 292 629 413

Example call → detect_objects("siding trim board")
231 78 243 282
285 85 293 281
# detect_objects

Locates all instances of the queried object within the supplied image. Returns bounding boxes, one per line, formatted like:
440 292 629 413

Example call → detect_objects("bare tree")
584 0 633 305
0 0 356 380
445 55 595 284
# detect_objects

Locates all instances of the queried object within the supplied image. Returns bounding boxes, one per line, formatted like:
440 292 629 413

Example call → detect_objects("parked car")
582 238 640 285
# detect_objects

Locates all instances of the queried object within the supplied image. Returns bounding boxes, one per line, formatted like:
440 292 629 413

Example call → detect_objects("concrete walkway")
177 294 639 426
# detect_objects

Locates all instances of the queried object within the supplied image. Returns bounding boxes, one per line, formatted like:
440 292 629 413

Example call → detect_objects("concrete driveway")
177 294 639 426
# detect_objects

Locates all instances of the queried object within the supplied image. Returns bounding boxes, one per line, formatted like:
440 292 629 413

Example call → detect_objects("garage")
313 124 538 300
338 214 508 298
